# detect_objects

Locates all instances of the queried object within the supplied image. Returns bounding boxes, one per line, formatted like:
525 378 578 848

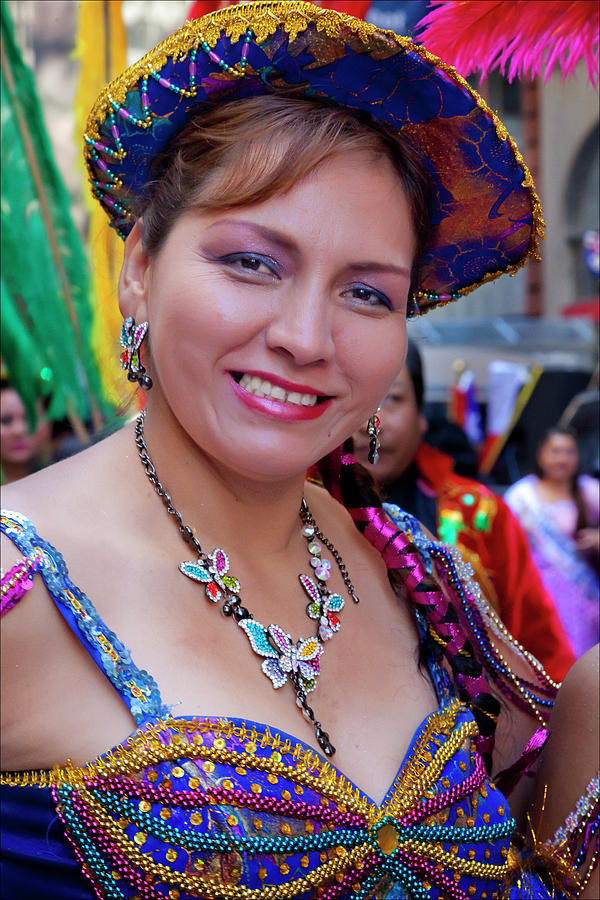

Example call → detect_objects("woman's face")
537 433 579 482
120 151 416 481
0 388 49 467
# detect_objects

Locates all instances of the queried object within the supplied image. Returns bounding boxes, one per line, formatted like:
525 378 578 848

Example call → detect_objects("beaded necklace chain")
134 412 359 756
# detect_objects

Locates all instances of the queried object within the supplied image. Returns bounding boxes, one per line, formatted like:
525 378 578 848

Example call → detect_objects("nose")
265 283 336 367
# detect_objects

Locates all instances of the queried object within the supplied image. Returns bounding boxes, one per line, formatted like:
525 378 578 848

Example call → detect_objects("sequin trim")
0 510 168 723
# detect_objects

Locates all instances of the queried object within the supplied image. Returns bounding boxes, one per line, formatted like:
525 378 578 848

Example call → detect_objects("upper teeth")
239 374 318 406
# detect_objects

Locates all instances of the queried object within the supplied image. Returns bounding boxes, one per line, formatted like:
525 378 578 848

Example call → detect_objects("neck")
137 400 309 558
539 474 574 494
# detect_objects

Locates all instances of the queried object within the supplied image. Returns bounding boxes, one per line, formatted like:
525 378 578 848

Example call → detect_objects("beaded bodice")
1 510 516 899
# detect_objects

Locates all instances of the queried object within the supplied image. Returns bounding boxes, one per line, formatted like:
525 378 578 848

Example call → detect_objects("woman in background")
505 427 599 657
0 376 52 485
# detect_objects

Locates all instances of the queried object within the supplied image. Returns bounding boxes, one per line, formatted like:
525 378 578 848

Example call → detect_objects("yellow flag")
74 0 130 407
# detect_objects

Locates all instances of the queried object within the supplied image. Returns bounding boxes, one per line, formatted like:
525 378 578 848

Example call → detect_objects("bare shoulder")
546 645 599 775
533 646 599 840
2 424 131 529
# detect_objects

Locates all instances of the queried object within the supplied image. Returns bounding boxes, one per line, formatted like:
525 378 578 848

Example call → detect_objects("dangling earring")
367 409 381 464
120 316 152 390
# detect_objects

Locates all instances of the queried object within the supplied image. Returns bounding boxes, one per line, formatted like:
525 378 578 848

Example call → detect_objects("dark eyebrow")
348 261 411 280
206 219 297 253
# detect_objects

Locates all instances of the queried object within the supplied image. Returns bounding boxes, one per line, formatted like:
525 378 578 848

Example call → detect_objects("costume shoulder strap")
1 509 169 725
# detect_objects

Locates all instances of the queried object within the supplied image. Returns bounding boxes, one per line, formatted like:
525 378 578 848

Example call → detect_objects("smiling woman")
0 3 593 899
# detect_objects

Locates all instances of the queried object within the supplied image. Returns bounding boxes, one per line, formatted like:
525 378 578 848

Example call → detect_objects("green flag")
1 0 108 434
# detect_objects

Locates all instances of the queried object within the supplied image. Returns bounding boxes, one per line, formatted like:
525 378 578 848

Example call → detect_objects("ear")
418 411 428 438
118 220 151 321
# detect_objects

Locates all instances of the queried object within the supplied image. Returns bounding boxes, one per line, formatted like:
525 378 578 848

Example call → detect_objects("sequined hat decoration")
84 0 544 315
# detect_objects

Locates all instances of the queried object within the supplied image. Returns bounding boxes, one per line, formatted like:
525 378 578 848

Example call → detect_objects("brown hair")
137 92 431 293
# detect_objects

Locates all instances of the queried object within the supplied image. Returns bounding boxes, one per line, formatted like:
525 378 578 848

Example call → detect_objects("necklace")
134 411 359 757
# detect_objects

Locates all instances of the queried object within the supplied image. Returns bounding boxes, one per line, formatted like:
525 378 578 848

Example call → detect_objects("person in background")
0 376 52 485
505 428 599 657
354 340 575 681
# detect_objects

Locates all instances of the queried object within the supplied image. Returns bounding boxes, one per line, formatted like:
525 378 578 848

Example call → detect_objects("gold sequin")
117 817 129 829
497 806 505 816
213 739 226 750
501 846 508 858
301 856 309 868
442 778 451 789
294 785 304 795
134 832 146 846
192 734 203 744
469 885 476 894
166 849 178 862
485 849 491 859
172 767 184 778
267 774 278 784
172 734 184 745
245 741 256 754
112 871 121 880
271 751 281 762
160 808 171 820
320 852 327 863
454 873 461 882
483 813 491 823
168 890 180 900
282 790 292 801
190 813 202 826
456 807 465 818
468 849 475 860
305 821 314 833
281 824 292 835
147 770 158 782
193 859 205 871
258 867 267 880
279 863 290 875
227 814 238 826
223 779 233 790
466 817 475 827
139 800 151 813
459 761 467 771
203 762 215 774
253 818 263 831
188 777 200 789
251 783 262 794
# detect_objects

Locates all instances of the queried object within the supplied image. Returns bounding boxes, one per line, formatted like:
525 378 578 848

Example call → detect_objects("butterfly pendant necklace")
135 412 359 757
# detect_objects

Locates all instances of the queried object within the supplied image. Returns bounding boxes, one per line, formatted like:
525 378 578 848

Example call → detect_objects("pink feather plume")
415 0 599 86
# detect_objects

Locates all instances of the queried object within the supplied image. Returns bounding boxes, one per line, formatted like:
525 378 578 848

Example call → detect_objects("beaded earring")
120 316 152 390
367 409 381 464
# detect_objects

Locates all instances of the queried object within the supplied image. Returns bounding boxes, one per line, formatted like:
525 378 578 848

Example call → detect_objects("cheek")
343 321 407 399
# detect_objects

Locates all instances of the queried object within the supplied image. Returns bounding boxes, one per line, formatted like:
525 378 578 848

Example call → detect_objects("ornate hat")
84 0 544 314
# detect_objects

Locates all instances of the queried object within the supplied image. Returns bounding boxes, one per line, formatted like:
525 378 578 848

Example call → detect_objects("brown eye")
240 256 261 270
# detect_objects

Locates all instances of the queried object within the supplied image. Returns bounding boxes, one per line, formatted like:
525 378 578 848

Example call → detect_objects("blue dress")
0 509 531 899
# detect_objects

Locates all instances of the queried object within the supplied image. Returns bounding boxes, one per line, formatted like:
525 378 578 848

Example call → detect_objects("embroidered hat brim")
84 0 544 314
